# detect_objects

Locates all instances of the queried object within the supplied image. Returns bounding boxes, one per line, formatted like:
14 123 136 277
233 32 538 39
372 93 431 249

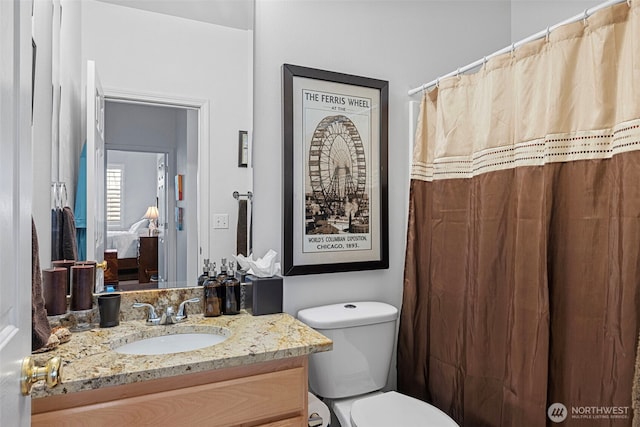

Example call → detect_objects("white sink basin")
114 333 228 355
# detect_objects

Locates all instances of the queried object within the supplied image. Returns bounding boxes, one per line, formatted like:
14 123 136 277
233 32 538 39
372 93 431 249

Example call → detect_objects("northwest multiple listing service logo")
548 403 568 423
548 403 630 423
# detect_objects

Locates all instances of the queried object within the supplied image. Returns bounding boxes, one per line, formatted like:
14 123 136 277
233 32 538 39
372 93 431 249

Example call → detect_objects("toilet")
298 301 458 427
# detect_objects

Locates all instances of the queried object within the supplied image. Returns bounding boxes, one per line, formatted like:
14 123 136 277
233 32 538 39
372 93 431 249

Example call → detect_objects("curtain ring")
545 26 550 42
483 56 488 69
583 9 589 25
456 67 461 78
627 0 632 7
510 43 516 57
435 78 440 88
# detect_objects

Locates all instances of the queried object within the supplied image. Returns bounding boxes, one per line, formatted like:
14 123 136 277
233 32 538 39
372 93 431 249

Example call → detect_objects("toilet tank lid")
297 301 398 329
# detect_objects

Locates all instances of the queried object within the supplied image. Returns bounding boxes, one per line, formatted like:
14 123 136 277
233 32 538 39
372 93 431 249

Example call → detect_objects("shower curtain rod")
408 0 628 96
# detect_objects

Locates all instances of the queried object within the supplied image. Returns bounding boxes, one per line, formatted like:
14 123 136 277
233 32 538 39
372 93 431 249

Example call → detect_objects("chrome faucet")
132 302 161 325
176 297 200 322
160 306 177 325
133 297 200 326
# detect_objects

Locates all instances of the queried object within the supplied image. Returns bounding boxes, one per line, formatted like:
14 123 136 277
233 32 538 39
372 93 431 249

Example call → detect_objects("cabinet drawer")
258 415 307 427
32 365 307 427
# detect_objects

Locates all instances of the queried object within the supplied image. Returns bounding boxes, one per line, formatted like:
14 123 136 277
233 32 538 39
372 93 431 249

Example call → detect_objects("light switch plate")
213 214 229 229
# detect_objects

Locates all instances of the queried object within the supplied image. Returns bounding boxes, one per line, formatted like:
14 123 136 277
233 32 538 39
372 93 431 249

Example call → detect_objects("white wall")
58 0 82 209
511 0 603 41
253 0 511 317
32 0 54 265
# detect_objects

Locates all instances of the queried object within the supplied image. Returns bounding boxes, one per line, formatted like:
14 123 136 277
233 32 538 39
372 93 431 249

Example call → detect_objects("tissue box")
243 275 283 316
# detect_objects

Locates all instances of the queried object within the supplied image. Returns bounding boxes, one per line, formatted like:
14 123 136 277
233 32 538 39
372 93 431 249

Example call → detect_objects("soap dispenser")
223 261 241 315
216 258 228 285
197 259 210 287
203 268 222 317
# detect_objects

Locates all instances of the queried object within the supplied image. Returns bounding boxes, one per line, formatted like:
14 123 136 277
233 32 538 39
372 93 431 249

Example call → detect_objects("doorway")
103 98 199 288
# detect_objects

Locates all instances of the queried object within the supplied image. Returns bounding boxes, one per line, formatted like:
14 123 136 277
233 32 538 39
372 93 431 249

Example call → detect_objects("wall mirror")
38 0 254 292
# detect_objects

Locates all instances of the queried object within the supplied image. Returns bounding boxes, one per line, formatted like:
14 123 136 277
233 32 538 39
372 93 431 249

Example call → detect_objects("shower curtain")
398 3 640 426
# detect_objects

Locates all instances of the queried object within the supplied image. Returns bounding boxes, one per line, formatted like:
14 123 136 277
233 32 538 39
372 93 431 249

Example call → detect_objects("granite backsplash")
48 287 204 328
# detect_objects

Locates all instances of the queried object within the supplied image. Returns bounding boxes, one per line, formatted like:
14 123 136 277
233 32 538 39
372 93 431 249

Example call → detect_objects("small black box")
235 270 250 283
243 275 283 316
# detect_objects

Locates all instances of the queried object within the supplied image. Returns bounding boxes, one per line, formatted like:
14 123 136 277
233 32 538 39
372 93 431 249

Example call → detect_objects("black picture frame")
32 38 36 122
282 64 389 276
238 130 248 168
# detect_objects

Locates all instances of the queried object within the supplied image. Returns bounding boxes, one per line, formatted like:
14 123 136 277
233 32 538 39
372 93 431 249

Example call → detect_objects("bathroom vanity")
30 312 332 426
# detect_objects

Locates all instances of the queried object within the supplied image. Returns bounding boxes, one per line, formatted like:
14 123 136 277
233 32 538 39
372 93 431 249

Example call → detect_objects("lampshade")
144 206 159 220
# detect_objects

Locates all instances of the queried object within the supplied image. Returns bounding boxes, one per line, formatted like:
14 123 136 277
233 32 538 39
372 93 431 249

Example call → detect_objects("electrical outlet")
213 214 229 229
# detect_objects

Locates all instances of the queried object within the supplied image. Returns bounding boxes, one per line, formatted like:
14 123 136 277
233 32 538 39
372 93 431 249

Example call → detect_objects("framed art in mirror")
282 64 389 276
238 130 249 167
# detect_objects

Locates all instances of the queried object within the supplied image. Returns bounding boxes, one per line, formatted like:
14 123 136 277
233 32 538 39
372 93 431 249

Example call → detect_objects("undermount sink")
114 333 228 355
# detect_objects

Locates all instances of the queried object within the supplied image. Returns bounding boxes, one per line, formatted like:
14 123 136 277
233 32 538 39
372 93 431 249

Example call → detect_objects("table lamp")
144 206 159 236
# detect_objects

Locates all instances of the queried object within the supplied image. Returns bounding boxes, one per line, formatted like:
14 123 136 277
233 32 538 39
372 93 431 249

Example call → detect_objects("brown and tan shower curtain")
398 2 640 426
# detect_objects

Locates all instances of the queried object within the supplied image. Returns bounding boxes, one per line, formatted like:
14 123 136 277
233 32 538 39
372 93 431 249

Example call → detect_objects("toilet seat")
350 391 458 427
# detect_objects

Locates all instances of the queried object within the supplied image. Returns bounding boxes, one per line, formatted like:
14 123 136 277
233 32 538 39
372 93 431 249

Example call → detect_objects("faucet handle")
133 302 160 325
176 297 201 321
157 306 177 325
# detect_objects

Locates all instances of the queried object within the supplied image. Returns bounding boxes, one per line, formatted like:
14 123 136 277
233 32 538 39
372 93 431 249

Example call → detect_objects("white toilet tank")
297 301 398 399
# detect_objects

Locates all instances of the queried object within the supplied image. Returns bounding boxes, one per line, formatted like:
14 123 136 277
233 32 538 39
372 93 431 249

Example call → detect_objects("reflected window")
107 164 124 227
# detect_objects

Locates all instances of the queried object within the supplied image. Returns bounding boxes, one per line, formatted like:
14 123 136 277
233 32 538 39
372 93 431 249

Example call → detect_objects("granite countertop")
31 312 332 399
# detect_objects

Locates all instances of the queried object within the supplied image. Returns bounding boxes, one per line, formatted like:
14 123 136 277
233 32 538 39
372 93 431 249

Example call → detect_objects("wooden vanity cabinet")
32 356 309 427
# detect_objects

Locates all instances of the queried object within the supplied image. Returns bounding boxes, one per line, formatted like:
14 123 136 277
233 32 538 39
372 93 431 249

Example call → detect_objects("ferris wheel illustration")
308 115 368 219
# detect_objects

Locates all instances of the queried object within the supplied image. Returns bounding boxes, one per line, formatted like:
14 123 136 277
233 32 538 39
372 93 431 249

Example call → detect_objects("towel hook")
60 183 67 208
51 182 67 209
51 183 58 209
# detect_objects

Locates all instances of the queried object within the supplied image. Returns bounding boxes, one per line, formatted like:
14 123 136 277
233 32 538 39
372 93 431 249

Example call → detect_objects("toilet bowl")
334 391 458 427
298 302 458 427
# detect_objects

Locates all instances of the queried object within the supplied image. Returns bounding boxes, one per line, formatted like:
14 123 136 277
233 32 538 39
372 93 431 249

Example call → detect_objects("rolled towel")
61 206 78 260
51 208 62 261
237 199 248 256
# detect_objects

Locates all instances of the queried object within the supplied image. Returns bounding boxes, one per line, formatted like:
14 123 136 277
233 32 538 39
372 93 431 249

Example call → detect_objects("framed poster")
282 64 389 276
238 130 249 167
175 174 183 201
